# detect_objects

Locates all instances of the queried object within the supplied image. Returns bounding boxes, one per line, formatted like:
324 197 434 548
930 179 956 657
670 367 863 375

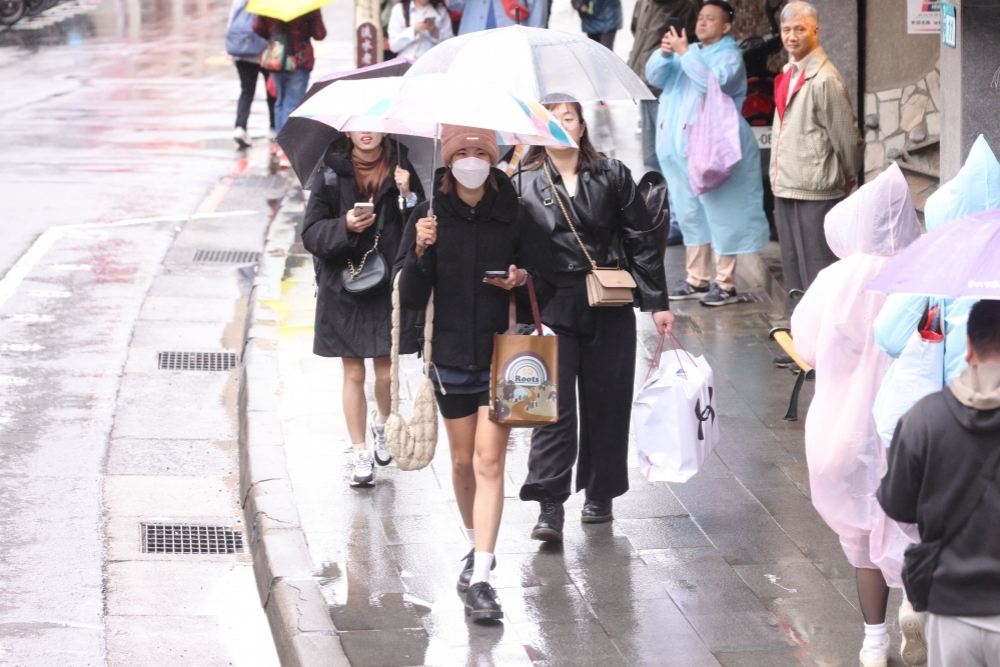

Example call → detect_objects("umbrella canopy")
246 0 333 22
866 209 1000 299
291 73 576 147
405 25 655 103
278 58 414 186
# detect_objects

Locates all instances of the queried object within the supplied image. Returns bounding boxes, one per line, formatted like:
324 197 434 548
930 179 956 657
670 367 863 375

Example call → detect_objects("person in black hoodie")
879 299 1000 667
396 125 555 622
516 102 673 540
302 131 424 488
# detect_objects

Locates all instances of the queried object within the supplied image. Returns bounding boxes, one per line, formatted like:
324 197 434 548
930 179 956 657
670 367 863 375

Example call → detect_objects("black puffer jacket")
395 169 556 371
519 156 668 312
302 142 424 358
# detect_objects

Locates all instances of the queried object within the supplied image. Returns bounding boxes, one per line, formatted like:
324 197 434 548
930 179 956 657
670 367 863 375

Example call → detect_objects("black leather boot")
531 496 565 542
456 548 496 593
581 497 613 523
465 582 503 621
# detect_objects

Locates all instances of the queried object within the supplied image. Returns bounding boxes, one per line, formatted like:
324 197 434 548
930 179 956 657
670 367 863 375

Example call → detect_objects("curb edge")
239 186 351 667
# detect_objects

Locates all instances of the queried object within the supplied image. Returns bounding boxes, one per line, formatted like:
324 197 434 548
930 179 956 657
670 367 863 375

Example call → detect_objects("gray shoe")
668 280 709 301
699 283 739 307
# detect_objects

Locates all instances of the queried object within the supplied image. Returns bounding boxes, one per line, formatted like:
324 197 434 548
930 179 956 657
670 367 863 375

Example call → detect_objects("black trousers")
520 273 636 503
773 196 842 292
235 60 276 130
586 30 616 51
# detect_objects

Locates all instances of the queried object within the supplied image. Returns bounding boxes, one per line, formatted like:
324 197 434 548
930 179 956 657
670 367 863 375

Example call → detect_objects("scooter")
0 0 25 26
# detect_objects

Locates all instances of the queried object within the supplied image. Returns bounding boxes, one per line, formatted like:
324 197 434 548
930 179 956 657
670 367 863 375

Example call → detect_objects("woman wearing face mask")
517 102 674 541
395 125 556 621
302 131 424 488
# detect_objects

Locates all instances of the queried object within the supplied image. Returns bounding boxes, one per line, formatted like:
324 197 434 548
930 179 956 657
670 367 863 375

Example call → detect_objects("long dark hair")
399 0 444 26
331 133 393 200
521 101 601 172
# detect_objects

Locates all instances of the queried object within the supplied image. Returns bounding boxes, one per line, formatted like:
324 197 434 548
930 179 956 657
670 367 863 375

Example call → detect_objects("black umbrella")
277 57 416 188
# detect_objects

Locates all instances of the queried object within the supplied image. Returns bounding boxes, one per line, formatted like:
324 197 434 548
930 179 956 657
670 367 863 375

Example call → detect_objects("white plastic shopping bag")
872 300 944 449
633 335 719 483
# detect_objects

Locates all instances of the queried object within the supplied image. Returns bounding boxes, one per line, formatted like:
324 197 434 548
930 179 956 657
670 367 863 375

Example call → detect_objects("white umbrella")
405 26 656 103
291 73 576 146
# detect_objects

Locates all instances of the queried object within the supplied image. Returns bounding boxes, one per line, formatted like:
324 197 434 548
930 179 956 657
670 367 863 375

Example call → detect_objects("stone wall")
863 62 941 179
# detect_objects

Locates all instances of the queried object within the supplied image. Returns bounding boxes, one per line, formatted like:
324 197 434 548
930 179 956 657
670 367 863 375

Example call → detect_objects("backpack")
225 3 268 59
260 22 297 71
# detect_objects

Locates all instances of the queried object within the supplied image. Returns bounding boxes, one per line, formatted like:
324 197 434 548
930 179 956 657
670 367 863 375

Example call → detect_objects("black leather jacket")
519 156 669 312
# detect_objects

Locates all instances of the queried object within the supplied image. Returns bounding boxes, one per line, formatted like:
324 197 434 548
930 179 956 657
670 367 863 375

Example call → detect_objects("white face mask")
450 156 491 189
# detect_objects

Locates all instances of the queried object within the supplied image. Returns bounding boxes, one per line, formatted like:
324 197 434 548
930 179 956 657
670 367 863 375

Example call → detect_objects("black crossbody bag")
902 444 1000 611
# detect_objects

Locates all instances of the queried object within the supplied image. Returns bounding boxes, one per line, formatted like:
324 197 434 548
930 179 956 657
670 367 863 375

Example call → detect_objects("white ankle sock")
863 622 888 647
375 411 388 425
461 525 475 547
353 446 369 459
470 552 493 585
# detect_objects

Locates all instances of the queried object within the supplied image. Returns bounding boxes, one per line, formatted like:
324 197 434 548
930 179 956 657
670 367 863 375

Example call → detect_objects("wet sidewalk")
272 231 909 666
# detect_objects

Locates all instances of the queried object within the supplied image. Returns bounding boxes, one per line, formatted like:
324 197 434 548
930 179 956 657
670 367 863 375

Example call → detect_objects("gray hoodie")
879 362 1000 617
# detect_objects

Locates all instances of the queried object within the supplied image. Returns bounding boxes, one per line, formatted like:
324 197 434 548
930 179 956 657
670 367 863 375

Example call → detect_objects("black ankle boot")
465 582 503 621
531 496 565 542
582 497 613 523
456 549 496 593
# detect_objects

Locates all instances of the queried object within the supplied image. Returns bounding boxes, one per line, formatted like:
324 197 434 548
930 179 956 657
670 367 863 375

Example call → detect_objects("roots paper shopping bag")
633 333 719 482
490 276 558 428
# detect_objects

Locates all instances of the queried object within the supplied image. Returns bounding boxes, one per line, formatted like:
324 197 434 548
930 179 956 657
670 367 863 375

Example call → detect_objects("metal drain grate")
193 249 261 264
142 523 244 554
158 351 239 371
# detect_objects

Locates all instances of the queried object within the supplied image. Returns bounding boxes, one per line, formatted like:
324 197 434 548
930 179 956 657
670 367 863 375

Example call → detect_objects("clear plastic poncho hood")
824 162 921 259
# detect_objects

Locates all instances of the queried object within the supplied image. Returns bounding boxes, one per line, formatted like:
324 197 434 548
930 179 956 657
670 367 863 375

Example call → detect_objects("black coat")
395 169 556 371
518 156 669 313
302 143 424 358
878 387 1000 616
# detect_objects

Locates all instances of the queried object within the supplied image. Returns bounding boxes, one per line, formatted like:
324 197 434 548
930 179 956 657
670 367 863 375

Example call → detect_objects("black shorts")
435 390 489 420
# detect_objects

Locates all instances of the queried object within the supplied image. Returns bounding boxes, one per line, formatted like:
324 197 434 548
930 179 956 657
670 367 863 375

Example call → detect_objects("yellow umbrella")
246 0 334 22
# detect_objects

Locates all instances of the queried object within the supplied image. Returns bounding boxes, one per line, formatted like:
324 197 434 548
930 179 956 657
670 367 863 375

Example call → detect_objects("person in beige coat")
769 1 864 298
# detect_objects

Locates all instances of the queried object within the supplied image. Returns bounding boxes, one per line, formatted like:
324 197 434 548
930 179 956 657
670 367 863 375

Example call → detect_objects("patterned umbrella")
245 0 333 22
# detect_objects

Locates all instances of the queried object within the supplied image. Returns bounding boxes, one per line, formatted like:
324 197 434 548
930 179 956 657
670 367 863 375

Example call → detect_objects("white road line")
0 210 257 315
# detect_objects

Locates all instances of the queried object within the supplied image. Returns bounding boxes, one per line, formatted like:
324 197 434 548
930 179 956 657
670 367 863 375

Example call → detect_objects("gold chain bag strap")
544 162 636 307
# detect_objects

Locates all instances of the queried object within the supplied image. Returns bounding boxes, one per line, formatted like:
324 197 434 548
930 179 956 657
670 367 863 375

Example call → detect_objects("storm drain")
193 249 261 264
157 351 239 371
141 523 244 554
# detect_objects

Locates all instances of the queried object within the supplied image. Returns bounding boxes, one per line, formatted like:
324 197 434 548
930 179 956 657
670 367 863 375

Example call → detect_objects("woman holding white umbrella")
396 125 556 621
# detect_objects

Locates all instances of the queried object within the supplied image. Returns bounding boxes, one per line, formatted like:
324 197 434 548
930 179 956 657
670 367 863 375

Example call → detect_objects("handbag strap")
507 274 544 335
346 202 385 278
389 272 436 415
936 441 1000 550
543 162 598 272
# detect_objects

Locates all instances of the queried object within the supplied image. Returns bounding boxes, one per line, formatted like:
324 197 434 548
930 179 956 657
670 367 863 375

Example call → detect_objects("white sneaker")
233 126 251 148
898 599 928 666
859 640 889 667
370 410 392 466
266 128 277 141
349 450 374 487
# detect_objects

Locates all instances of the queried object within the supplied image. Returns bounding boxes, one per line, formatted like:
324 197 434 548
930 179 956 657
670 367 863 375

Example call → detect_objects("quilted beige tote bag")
384 273 438 470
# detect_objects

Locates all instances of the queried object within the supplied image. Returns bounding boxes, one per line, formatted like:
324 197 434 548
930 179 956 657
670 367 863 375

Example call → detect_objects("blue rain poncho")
645 35 769 256
873 135 1000 384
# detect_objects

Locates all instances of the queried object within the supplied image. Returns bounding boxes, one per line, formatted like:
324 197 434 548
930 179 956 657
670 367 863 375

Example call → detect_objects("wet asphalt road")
0 1 285 664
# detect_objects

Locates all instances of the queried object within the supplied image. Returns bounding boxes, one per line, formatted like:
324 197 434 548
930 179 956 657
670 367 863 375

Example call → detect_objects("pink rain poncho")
790 164 921 587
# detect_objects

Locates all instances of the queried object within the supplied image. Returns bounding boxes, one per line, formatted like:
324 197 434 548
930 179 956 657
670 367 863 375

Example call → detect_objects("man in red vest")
769 1 863 300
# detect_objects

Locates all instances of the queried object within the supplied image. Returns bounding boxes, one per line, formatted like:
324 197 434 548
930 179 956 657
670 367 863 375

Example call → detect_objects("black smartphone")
664 17 684 37
484 270 510 279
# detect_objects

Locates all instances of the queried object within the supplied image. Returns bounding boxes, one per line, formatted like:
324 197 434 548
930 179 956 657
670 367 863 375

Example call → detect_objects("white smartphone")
353 202 374 216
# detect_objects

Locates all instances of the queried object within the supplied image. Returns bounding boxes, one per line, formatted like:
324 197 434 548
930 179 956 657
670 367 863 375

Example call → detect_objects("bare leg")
472 406 511 554
341 358 368 450
443 414 477 530
371 356 391 419
856 567 890 624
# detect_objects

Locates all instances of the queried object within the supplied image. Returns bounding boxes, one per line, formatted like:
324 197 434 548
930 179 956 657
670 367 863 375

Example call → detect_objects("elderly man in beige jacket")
770 1 864 297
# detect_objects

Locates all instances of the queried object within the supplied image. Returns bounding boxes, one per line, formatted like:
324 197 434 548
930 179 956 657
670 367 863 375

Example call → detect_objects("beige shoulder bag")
544 162 636 307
